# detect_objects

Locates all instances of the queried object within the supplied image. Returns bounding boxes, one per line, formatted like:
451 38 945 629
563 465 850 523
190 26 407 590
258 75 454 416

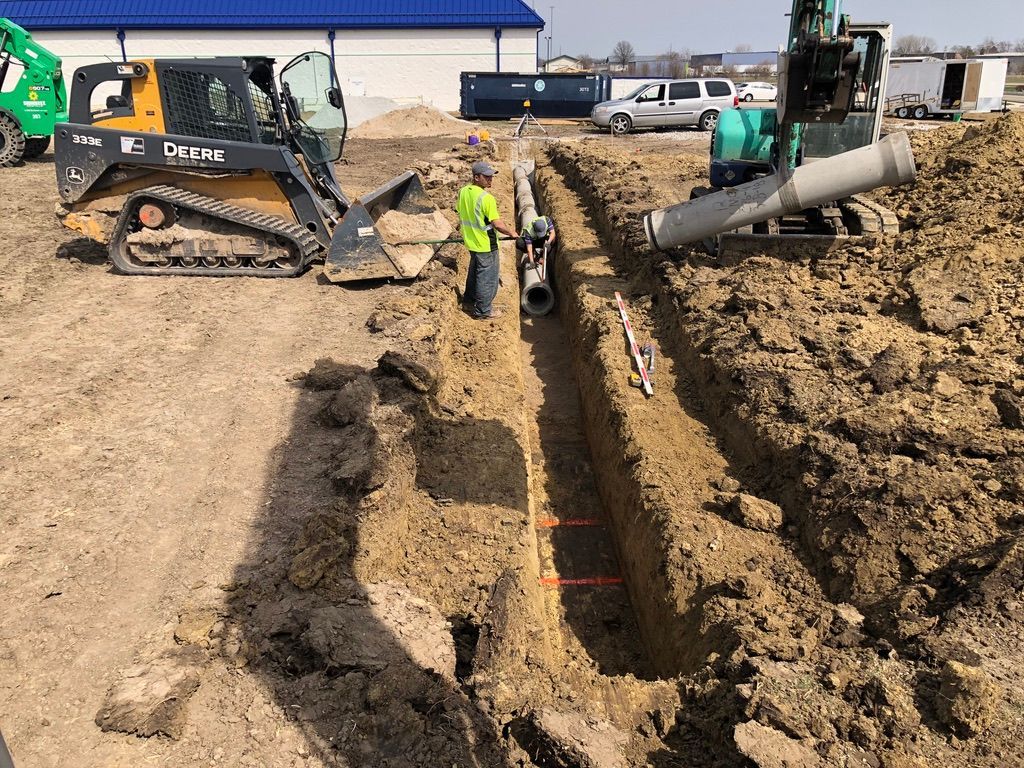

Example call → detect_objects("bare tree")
893 34 937 56
663 50 685 79
638 61 651 77
612 40 635 71
577 53 595 71
734 43 753 52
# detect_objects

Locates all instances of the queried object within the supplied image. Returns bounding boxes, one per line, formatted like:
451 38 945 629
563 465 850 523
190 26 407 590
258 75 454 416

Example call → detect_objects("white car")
736 82 777 102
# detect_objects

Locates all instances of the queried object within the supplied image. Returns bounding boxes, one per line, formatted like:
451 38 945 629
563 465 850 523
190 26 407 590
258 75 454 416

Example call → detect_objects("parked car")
591 78 738 135
736 82 778 101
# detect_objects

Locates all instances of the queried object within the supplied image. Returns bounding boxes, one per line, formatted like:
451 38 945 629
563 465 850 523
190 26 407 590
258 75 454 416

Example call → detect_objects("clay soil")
2 110 1023 768
542 113 1024 765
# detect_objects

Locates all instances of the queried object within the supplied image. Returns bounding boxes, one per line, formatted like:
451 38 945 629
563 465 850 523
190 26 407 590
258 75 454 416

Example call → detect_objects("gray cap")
531 218 548 238
472 161 498 177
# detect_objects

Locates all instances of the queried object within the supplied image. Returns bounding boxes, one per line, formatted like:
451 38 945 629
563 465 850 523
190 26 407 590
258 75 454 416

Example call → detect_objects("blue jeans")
464 249 499 316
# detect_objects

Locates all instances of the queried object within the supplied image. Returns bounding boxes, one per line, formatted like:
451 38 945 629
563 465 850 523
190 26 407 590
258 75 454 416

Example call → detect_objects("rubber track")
109 184 322 277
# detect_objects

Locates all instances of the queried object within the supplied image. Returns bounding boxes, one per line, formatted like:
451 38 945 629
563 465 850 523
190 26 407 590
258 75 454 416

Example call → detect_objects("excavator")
0 17 66 166
53 52 442 281
644 1 916 256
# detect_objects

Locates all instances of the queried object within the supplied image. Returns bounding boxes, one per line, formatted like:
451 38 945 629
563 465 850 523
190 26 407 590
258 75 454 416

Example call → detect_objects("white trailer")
885 57 1008 118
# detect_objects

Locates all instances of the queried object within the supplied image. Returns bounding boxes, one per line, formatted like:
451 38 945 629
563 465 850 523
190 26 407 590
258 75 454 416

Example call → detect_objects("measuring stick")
614 292 654 397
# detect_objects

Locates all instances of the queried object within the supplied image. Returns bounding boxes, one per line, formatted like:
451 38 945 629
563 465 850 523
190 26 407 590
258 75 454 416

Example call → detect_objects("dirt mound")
349 105 473 139
545 113 1024 765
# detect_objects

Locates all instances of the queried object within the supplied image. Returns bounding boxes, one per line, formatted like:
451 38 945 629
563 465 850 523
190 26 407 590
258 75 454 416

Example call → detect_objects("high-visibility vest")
457 184 499 253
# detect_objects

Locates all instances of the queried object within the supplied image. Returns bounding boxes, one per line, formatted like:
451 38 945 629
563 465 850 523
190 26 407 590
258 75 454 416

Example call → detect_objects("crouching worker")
517 215 556 269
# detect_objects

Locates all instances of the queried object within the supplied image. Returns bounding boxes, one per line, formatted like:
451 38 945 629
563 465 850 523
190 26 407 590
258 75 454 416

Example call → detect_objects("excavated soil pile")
348 105 473 139
545 113 1024 765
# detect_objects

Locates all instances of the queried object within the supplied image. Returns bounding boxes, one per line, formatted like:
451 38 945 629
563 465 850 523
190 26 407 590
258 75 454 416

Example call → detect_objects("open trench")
495 139 856 765
520 310 654 679
514 155 656 682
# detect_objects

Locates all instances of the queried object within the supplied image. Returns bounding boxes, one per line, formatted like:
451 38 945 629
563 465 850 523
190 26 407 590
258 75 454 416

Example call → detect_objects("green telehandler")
0 17 66 166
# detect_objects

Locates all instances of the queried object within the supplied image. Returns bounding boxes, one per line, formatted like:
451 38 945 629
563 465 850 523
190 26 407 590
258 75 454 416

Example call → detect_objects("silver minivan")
591 79 738 135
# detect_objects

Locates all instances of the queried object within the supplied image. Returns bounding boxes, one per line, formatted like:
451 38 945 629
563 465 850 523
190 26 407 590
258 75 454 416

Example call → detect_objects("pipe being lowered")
513 162 555 317
644 132 917 252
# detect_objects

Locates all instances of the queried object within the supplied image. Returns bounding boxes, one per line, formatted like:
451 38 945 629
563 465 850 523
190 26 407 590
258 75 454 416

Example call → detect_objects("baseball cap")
472 161 498 177
531 218 548 238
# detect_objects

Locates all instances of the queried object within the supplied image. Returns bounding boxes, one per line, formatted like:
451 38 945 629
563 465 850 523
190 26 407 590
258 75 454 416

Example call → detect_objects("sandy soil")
4 106 1023 768
0 140 455 767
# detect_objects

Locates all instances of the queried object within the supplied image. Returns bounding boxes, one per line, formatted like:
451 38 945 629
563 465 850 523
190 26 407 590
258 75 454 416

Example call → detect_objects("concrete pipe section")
644 132 917 252
512 161 556 317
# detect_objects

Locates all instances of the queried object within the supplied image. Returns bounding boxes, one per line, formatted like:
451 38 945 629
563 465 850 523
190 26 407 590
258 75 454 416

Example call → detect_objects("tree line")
567 37 1024 76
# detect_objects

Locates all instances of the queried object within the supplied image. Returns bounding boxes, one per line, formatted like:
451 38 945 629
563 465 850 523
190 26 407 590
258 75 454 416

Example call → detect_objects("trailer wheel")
913 105 929 120
0 113 26 167
895 106 910 119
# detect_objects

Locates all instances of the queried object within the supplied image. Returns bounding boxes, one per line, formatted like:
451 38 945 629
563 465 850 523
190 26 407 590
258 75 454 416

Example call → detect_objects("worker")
457 161 518 319
517 215 556 269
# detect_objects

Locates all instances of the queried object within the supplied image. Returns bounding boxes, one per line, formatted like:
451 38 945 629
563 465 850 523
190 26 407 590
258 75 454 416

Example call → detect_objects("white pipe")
511 161 555 317
644 132 917 252
521 260 555 316
519 206 538 230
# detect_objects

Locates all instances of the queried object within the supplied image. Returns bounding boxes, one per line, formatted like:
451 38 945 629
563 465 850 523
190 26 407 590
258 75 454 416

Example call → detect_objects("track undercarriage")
107 186 320 277
690 187 900 261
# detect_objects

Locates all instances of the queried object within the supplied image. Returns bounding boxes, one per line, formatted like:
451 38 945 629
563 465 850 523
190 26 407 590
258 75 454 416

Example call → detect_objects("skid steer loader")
53 52 443 281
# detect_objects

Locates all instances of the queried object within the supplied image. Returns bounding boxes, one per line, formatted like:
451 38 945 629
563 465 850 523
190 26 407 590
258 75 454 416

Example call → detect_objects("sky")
523 0 1024 59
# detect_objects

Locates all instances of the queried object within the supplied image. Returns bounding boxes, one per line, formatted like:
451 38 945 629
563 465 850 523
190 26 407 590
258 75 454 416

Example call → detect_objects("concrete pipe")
513 166 528 183
519 208 537 231
644 132 917 252
520 261 555 316
515 179 533 198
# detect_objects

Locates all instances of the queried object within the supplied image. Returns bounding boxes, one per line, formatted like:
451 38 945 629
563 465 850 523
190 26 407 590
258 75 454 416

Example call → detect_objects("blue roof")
0 0 545 29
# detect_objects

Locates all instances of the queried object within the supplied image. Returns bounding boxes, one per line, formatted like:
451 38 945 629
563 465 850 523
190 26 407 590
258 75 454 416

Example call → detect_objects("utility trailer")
885 57 1008 118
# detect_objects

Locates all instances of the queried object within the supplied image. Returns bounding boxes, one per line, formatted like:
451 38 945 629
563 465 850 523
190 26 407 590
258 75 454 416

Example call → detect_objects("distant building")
691 50 778 75
544 54 582 72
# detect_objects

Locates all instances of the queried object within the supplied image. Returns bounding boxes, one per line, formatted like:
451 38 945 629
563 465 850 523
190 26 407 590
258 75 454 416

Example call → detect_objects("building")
0 0 545 111
543 54 581 73
690 50 778 75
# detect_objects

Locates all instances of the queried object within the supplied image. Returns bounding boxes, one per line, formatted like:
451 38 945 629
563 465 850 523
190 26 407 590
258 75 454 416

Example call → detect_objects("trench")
515 155 656 680
520 311 654 678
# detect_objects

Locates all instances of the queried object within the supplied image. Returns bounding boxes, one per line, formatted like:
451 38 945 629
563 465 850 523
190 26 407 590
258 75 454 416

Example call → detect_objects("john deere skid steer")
54 52 441 281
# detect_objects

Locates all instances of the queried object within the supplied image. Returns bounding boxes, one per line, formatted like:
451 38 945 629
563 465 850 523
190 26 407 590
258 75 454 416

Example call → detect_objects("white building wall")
32 27 538 112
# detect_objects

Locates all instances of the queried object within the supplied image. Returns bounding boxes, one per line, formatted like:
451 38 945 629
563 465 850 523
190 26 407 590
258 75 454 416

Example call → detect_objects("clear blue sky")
524 0 1024 59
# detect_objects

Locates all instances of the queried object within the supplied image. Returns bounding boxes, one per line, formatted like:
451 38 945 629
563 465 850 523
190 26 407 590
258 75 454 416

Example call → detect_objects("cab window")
669 82 700 99
637 84 664 102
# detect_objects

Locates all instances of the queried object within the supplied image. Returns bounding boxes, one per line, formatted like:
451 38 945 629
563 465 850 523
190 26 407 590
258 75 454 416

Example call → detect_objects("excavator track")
108 185 322 277
691 185 902 260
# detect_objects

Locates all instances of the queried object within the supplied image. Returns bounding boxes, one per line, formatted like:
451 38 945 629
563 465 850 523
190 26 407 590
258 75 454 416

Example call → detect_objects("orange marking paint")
536 518 603 528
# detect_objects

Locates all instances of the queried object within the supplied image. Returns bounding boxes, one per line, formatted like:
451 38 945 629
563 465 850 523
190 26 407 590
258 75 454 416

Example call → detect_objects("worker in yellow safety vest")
457 161 517 319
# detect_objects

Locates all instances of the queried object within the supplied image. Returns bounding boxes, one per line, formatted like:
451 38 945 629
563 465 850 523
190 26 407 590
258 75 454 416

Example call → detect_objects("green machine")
710 3 892 187
0 17 67 166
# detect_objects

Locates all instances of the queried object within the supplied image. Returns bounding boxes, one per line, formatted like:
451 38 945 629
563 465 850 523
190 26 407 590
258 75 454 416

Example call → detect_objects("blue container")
460 72 612 119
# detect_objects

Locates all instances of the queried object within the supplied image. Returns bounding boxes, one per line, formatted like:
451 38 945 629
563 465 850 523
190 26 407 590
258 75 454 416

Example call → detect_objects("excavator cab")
53 51 440 281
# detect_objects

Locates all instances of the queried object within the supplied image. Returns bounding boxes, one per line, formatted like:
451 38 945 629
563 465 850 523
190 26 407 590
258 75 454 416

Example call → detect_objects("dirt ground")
2 108 1023 768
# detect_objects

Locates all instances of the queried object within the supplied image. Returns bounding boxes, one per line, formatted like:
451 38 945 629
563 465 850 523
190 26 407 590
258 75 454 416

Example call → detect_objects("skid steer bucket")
323 171 449 283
